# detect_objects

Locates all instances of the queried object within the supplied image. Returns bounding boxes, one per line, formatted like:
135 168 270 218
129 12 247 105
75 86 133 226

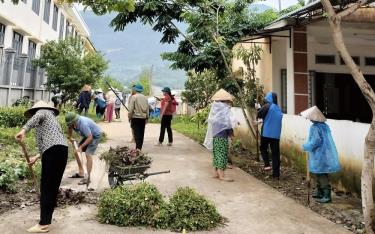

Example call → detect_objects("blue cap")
133 84 144 93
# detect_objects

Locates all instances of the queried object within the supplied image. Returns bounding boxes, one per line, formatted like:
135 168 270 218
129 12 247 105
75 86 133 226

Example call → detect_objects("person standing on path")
77 85 92 116
204 89 236 182
15 101 68 233
301 106 341 203
66 112 103 185
105 89 116 123
256 92 283 179
128 84 149 150
156 87 177 146
94 89 106 120
114 90 123 119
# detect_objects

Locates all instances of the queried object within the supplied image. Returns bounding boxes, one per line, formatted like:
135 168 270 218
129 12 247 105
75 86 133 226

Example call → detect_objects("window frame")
52 4 59 31
315 55 336 65
12 32 24 56
32 0 41 15
0 23 5 46
43 0 51 24
59 13 65 39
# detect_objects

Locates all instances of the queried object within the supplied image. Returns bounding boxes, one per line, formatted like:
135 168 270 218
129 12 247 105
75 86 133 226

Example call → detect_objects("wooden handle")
18 142 39 195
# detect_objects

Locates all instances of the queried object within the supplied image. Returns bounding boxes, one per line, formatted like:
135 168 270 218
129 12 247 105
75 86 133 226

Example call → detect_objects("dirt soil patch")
230 149 364 234
0 181 98 215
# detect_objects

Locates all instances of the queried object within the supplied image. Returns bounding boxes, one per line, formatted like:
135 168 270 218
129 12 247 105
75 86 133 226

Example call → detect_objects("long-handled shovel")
19 142 39 196
72 140 91 191
306 152 311 206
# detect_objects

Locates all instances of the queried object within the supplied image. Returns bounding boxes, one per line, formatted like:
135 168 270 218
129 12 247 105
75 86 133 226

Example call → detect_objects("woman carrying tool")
301 106 341 203
156 87 177 146
15 101 68 233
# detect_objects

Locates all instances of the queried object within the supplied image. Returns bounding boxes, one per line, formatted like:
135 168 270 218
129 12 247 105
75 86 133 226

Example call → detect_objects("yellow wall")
232 38 273 93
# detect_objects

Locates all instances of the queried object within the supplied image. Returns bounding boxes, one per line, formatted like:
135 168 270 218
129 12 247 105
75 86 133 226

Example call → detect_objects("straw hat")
300 106 327 122
211 89 234 101
24 101 59 118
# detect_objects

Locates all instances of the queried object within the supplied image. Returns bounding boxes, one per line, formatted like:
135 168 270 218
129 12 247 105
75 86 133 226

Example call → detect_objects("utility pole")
149 65 154 96
278 0 282 12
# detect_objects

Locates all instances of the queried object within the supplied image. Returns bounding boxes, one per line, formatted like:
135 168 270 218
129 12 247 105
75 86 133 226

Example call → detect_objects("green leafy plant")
98 182 165 227
157 187 224 232
0 106 27 128
0 160 20 193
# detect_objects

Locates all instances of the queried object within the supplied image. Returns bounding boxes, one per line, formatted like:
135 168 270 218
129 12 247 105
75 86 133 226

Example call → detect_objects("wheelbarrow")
107 164 170 188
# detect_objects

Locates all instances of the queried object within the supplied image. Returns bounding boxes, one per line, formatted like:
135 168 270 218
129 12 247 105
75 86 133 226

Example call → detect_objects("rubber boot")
312 187 323 199
318 187 332 203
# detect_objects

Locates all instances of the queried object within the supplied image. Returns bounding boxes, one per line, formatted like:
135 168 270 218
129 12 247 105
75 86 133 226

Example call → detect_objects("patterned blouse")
23 109 67 154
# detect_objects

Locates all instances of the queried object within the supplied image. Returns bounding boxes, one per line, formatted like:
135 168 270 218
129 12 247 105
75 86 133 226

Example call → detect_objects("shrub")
98 182 165 227
157 187 224 232
0 160 19 193
0 106 27 128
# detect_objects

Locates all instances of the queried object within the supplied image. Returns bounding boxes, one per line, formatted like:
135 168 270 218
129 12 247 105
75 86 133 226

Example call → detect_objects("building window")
28 40 37 60
315 55 335 64
52 4 58 31
59 13 65 39
32 0 40 15
0 23 5 45
43 0 51 24
65 21 71 38
12 32 23 56
340 56 360 66
365 57 375 66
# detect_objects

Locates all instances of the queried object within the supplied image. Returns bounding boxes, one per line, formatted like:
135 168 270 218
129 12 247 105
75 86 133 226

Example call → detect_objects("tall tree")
34 38 107 103
320 0 375 232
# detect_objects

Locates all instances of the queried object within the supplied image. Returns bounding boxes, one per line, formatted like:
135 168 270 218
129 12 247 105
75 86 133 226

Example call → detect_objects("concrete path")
0 120 350 234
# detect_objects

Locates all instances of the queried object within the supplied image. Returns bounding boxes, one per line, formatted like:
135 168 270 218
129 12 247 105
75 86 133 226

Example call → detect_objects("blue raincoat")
260 92 283 139
303 122 341 174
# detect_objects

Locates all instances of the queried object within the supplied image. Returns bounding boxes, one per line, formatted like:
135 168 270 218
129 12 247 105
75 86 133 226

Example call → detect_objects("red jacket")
161 95 177 115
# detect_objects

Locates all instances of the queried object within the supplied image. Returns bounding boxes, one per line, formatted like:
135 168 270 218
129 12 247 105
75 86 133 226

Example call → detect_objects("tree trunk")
320 0 375 232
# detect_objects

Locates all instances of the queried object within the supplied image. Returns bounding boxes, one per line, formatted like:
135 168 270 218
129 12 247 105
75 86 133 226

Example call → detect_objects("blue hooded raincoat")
260 92 283 139
303 122 341 174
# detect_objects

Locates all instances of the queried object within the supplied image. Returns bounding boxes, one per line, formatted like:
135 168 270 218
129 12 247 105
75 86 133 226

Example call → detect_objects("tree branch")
337 0 369 20
169 21 201 52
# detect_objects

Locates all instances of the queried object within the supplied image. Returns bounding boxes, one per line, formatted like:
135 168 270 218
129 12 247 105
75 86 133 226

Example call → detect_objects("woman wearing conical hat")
301 106 341 203
204 89 236 182
15 101 68 233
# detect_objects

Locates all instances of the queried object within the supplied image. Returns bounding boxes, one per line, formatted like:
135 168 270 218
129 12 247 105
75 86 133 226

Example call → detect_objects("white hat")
24 101 59 118
96 88 103 93
211 89 234 101
300 106 326 122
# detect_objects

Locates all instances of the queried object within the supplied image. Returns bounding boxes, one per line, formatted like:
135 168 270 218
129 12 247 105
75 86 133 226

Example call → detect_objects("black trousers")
40 145 68 225
115 108 121 119
260 137 280 178
159 115 173 143
131 118 146 150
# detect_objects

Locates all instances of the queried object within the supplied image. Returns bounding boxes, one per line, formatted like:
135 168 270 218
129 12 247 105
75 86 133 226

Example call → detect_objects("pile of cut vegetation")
97 183 225 232
100 146 152 167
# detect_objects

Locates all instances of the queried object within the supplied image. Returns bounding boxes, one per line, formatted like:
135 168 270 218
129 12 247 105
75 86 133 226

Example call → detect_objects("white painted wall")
0 0 91 53
307 21 375 75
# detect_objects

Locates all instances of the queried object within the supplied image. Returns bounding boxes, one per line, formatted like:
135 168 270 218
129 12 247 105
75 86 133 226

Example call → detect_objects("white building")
0 0 94 106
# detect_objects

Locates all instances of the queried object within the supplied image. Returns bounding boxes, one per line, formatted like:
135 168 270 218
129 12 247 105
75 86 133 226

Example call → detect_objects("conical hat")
24 101 59 118
211 89 234 101
300 106 326 122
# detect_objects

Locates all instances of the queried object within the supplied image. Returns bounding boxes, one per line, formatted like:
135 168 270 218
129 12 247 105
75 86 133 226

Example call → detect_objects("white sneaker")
155 142 162 146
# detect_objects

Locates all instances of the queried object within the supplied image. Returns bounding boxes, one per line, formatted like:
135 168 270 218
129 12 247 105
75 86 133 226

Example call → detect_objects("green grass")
172 116 207 144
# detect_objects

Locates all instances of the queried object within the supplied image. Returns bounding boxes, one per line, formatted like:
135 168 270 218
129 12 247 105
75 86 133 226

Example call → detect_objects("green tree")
129 67 152 96
97 76 125 93
182 71 220 111
33 38 107 103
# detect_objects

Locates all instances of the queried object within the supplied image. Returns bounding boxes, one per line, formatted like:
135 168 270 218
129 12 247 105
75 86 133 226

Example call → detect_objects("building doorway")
315 72 375 123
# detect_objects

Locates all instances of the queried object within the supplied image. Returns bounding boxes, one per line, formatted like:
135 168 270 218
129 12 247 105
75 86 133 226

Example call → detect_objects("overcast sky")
76 1 301 11
261 0 300 10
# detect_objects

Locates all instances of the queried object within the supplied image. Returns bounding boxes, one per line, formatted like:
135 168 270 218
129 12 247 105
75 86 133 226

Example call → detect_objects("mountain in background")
81 11 187 89
249 3 273 12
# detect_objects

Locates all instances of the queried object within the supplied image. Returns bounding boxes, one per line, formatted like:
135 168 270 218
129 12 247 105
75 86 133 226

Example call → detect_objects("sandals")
264 166 272 171
27 224 49 233
69 173 84 179
78 178 90 185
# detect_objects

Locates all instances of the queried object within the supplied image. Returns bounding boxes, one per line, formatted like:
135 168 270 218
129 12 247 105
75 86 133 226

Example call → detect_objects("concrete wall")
232 107 369 194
